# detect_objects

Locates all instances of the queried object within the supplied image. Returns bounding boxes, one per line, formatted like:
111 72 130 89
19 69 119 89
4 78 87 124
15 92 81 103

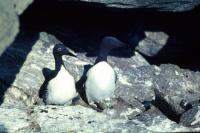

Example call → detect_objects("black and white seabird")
45 44 77 105
85 36 126 107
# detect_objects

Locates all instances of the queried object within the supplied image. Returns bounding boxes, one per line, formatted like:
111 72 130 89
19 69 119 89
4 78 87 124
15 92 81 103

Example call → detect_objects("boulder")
153 64 200 122
0 31 148 123
9 0 34 15
134 106 198 132
135 31 169 57
0 0 19 55
0 0 33 55
0 31 200 132
77 0 200 12
180 106 200 128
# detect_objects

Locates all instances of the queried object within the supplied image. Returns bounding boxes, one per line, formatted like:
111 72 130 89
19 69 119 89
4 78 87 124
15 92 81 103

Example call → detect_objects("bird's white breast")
46 65 77 105
86 61 116 103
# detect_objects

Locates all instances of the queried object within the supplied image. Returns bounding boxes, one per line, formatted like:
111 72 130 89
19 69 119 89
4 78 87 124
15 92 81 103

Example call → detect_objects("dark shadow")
153 94 181 123
142 100 152 111
20 0 141 58
0 31 39 105
20 0 200 71
133 8 200 71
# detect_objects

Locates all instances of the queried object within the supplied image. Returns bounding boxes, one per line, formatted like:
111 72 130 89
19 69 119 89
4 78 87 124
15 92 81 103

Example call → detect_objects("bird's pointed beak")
116 40 129 49
63 48 77 57
119 41 128 48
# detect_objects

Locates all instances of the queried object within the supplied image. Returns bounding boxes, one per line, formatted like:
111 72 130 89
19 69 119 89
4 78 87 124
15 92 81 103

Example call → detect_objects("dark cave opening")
20 0 200 71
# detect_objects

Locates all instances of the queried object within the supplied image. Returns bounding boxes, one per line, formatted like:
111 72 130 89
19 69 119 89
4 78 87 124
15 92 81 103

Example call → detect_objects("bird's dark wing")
39 68 55 100
75 64 93 105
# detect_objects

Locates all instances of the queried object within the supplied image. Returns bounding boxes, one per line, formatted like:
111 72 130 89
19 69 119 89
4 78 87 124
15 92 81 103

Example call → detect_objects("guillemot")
44 44 77 105
85 36 126 109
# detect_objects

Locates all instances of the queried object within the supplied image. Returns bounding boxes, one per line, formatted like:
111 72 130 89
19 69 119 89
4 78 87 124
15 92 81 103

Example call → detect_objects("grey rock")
114 63 200 122
2 31 148 105
0 0 19 55
0 31 200 132
0 106 31 133
0 31 148 108
0 104 199 133
136 31 169 57
153 64 200 121
135 106 167 125
114 65 156 113
133 106 200 132
27 105 149 133
78 0 200 12
180 106 200 128
9 0 34 15
102 97 145 119
0 0 33 55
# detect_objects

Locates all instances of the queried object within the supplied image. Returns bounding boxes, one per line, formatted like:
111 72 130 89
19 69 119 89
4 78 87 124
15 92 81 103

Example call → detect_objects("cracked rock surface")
76 0 200 12
0 32 200 132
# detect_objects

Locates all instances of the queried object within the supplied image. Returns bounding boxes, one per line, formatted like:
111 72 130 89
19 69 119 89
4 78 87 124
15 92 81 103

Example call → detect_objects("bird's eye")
57 48 62 51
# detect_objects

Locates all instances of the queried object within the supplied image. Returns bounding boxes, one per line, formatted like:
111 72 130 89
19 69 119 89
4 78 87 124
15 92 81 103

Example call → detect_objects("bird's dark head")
95 36 128 64
100 36 127 53
53 44 77 57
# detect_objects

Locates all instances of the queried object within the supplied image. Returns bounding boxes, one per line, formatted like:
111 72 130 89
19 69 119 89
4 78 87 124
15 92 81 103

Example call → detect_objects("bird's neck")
54 55 64 74
95 50 109 64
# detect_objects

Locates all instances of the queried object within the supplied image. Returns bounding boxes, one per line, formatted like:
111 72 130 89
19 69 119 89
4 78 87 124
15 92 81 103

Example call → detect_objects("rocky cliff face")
0 32 199 132
78 0 200 11
0 0 33 55
0 0 200 132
